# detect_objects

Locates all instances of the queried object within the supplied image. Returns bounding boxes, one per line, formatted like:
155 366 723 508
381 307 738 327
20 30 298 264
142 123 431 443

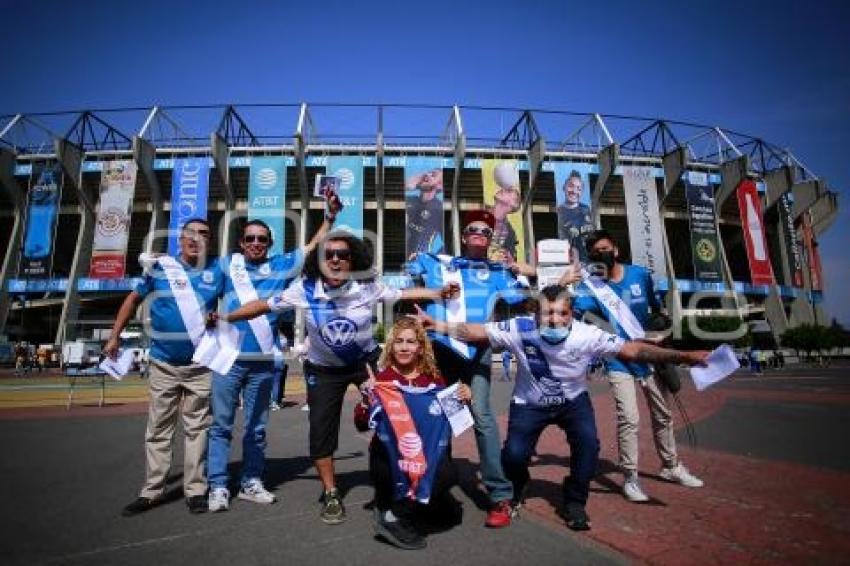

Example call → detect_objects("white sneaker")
238 478 276 504
622 473 650 502
301 404 310 412
660 464 704 488
208 487 230 512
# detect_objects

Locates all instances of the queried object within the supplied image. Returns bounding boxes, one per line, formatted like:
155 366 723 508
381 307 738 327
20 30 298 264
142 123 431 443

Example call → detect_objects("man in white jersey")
413 285 708 531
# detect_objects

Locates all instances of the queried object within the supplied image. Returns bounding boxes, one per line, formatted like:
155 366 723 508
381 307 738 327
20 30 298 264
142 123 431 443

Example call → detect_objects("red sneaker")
485 500 513 528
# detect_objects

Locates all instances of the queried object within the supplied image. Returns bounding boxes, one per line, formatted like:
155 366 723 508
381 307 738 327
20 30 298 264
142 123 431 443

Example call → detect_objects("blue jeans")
208 360 275 489
434 342 513 504
501 392 599 506
270 363 287 405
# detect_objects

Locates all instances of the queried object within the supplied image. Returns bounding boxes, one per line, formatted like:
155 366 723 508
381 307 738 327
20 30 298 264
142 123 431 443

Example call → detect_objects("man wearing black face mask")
572 230 705 503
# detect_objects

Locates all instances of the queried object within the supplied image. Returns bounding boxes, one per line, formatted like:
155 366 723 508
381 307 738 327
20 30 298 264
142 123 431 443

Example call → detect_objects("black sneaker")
122 497 159 517
320 488 346 524
562 502 591 531
186 495 208 514
374 509 427 550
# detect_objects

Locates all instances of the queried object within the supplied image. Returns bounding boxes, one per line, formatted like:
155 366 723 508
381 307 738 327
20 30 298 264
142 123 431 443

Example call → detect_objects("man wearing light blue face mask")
412 285 708 531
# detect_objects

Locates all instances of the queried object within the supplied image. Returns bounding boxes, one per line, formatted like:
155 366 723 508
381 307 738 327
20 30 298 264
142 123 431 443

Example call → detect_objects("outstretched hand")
682 350 710 367
440 282 460 300
410 304 435 330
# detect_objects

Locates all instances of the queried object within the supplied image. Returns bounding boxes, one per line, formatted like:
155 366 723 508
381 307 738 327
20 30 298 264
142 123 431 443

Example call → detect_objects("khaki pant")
608 371 677 473
140 359 211 499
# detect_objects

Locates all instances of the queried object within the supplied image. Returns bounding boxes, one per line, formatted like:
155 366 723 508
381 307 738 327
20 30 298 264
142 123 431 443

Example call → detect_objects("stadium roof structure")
0 103 824 180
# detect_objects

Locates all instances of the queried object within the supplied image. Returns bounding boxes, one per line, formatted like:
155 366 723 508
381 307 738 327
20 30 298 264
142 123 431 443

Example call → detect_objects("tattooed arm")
617 341 709 367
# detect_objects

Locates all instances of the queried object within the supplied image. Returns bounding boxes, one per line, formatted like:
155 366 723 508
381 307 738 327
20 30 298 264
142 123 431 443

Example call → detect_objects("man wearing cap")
105 218 224 516
405 209 528 528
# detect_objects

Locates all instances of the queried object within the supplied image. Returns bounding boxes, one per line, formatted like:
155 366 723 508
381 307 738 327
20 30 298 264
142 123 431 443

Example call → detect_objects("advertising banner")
326 156 363 237
735 179 774 286
89 160 138 278
622 166 667 282
778 193 804 288
684 172 723 282
801 213 823 291
248 156 287 256
167 157 210 256
482 159 525 262
404 157 445 259
552 162 593 263
20 162 63 278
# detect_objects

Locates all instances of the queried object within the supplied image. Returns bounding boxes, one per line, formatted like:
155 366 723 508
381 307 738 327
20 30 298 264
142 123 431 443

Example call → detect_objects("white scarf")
580 268 645 340
230 253 281 360
157 256 206 346
438 254 471 358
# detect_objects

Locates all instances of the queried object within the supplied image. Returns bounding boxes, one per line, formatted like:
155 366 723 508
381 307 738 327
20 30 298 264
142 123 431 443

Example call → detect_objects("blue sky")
2 0 848 323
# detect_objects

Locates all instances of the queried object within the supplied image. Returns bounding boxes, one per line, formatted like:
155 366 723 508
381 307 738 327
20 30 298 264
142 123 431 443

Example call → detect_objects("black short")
304 351 380 459
432 341 491 385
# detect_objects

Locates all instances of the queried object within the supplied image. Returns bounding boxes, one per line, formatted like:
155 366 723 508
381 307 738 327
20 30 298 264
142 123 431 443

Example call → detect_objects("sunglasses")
243 234 269 244
324 248 352 261
464 225 494 238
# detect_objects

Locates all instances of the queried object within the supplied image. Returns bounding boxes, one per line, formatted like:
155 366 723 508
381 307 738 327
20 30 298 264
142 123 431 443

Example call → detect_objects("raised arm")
399 281 459 302
104 291 143 359
410 304 490 344
224 299 272 323
617 341 708 366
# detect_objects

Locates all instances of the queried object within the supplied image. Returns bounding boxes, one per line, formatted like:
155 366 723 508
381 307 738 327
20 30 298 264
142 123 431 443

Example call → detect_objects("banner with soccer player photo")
482 159 525 263
684 172 723 282
552 162 593 263
404 157 445 259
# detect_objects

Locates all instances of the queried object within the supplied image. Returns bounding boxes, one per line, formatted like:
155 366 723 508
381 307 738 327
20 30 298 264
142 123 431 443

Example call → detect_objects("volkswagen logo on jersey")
320 317 358 348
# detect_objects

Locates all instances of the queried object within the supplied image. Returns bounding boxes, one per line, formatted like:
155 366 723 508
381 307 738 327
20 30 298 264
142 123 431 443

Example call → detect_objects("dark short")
304 351 380 459
432 340 491 385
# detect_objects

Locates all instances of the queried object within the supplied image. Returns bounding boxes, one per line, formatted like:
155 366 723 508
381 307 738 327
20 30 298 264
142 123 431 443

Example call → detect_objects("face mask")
588 250 616 270
540 326 570 344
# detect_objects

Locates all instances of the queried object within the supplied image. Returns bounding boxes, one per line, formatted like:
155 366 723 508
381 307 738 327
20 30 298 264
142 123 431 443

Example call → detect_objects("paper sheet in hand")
436 383 474 437
690 344 740 391
99 349 135 380
192 323 243 375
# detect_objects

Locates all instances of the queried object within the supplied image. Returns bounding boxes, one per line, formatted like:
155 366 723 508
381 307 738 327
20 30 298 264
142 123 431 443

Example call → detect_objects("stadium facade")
0 103 840 348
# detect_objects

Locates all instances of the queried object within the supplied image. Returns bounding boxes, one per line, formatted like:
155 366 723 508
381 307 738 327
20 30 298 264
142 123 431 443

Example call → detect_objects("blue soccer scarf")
370 382 451 503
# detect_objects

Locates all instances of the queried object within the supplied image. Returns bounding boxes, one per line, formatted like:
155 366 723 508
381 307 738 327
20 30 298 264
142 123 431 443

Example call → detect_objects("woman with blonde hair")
356 317 470 550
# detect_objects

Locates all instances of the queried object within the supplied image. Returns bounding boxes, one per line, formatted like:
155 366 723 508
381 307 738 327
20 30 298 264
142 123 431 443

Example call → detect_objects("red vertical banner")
801 214 823 291
736 180 774 286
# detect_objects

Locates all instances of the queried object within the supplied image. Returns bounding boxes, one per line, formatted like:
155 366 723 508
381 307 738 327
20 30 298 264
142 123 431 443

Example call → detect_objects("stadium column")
788 178 825 326
133 136 164 254
450 105 465 255
808 191 838 324
54 138 90 345
592 142 618 228
759 166 793 338
0 146 23 338
717 155 750 316
376 106 387 329
293 105 309 346
522 134 546 263
660 147 687 327
211 132 236 254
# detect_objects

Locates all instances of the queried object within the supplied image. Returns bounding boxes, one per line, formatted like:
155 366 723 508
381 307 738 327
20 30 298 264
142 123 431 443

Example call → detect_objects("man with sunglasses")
207 205 340 513
105 218 224 516
405 209 529 528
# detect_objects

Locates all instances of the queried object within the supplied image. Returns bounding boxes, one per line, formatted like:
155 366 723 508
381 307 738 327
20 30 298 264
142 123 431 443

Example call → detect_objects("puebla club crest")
320 317 358 348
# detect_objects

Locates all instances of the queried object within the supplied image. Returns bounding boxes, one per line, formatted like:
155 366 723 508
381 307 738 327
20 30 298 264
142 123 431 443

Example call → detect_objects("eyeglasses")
464 225 494 238
243 234 269 244
324 248 352 261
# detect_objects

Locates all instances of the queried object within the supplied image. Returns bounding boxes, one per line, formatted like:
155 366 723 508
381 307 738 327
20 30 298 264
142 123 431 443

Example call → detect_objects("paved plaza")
1 363 848 565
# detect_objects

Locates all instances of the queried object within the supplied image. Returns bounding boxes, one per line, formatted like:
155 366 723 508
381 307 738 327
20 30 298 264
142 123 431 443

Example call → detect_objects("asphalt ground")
1 362 848 565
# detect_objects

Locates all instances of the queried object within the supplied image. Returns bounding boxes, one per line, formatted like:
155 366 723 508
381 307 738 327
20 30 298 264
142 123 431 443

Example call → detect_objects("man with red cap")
405 209 529 528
